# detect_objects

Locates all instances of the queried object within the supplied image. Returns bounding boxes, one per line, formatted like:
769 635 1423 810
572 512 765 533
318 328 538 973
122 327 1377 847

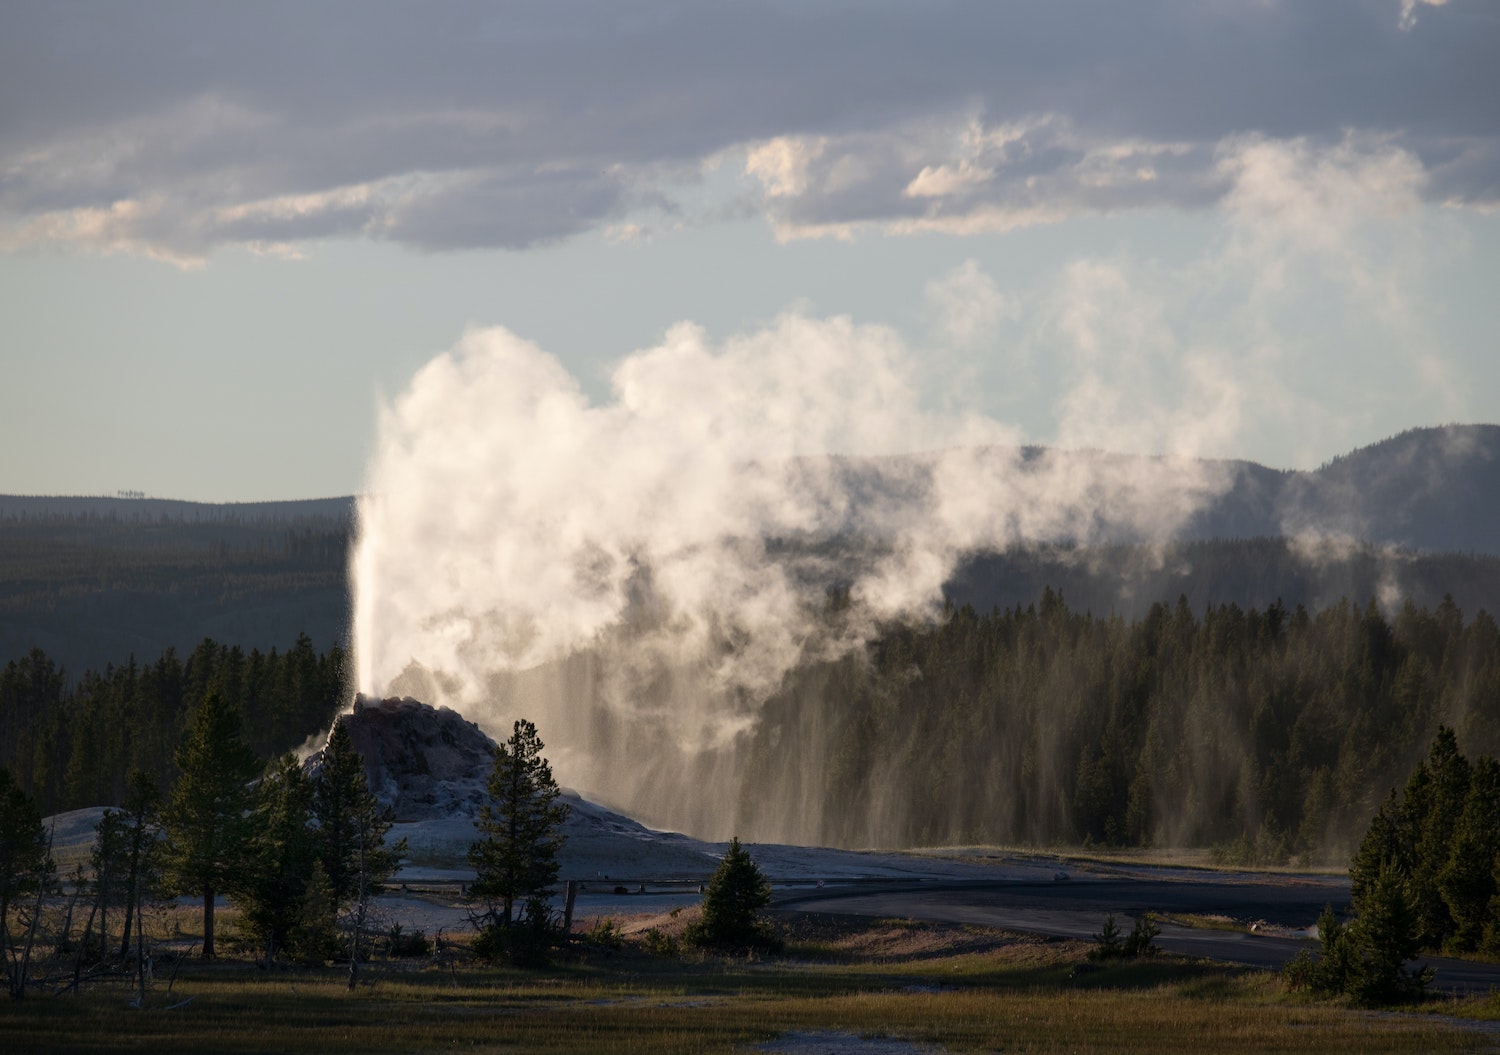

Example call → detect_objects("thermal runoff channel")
351 315 1233 842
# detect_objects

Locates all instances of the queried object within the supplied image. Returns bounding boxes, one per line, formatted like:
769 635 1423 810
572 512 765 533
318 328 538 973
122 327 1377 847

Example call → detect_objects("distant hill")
0 494 354 523
2 424 1497 674
0 499 352 673
949 538 1500 622
1182 425 1500 554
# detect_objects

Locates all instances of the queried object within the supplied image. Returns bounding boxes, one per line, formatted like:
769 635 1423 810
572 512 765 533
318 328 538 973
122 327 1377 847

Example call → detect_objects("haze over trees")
2 588 1497 868
738 591 1500 858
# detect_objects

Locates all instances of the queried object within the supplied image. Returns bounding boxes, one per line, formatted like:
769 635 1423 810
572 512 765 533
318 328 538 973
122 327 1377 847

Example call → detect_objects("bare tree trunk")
72 896 100 996
16 866 47 998
2 914 15 998
202 887 215 958
98 885 109 963
135 876 146 1008
347 834 367 992
119 874 135 961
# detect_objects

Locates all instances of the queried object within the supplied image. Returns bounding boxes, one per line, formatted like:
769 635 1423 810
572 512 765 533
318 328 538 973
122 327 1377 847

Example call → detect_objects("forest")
736 590 1500 862
0 636 346 817
0 507 349 674
5 590 1498 873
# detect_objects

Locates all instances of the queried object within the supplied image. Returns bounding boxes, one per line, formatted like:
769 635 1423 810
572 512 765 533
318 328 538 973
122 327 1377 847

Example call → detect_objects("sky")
2 0 1497 502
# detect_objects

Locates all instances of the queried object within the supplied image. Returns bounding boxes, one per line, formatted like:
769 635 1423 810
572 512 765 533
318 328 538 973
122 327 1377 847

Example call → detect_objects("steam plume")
351 312 1231 837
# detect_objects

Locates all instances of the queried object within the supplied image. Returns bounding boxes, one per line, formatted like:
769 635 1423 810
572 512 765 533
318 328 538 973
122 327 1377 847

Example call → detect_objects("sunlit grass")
2 921 1487 1054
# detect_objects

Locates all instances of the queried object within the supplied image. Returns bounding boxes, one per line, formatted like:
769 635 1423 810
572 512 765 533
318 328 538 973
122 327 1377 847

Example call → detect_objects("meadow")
4 913 1495 1054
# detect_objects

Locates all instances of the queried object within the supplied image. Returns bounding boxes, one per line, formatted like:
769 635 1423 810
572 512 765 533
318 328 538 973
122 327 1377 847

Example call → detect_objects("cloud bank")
2 1 1494 261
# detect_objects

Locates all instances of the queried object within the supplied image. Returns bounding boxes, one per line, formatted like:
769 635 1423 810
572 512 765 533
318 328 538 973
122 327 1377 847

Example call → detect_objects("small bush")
474 895 559 967
1125 913 1160 958
386 924 431 958
1088 914 1125 961
587 918 625 949
641 927 679 958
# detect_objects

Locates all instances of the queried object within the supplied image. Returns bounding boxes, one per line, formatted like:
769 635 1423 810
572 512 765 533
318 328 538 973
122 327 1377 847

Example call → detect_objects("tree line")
0 691 404 996
6 591 1499 869
0 636 346 816
1285 725 1500 1004
738 590 1500 860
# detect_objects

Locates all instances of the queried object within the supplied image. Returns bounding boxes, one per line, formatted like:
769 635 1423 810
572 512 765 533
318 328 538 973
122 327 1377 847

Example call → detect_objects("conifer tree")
0 768 48 994
312 720 403 913
161 691 259 958
310 718 404 987
116 770 161 962
687 837 774 950
468 720 570 930
238 754 317 963
1438 755 1500 951
1346 867 1433 1005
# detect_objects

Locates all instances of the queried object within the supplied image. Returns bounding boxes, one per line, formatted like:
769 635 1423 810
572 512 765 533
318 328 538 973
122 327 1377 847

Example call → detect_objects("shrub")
1088 914 1125 961
474 895 558 967
386 924 431 958
586 918 625 949
642 927 679 958
1125 913 1160 958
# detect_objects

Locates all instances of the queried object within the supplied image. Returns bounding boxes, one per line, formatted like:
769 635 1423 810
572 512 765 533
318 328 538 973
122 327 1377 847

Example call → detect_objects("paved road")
773 877 1500 995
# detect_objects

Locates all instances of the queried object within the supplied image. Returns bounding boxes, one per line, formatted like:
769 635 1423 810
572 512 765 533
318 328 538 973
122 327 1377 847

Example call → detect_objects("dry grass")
2 914 1490 1054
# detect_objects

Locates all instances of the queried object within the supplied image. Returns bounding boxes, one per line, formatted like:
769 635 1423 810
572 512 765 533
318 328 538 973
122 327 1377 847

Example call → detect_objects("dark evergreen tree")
287 859 338 965
341 761 406 989
161 691 260 958
115 770 161 961
1345 866 1433 1005
312 720 403 913
88 808 129 960
686 837 774 950
1408 726 1470 947
1438 754 1500 951
0 768 49 998
237 754 317 963
468 720 570 931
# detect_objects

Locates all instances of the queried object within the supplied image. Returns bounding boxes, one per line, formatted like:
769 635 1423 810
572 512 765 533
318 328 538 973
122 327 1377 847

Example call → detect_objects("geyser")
352 314 1230 841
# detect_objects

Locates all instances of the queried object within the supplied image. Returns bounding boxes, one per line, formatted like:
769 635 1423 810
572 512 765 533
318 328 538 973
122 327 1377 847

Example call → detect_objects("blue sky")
2 0 1497 501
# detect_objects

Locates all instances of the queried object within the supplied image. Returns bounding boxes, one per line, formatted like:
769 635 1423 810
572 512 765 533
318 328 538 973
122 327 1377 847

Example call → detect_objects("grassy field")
4 915 1496 1054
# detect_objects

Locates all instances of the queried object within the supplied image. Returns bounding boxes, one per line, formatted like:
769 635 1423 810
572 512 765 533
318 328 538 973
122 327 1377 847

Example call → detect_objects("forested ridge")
0 636 346 816
738 591 1500 862
0 510 349 673
7 590 1496 869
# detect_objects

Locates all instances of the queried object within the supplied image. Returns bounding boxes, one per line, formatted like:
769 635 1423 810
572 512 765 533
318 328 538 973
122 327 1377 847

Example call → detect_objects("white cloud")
923 259 1016 350
0 1 1492 260
1400 0 1449 31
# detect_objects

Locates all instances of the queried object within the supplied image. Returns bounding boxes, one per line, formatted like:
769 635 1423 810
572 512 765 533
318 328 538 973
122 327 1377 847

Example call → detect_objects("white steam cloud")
350 135 1452 838
352 312 1229 830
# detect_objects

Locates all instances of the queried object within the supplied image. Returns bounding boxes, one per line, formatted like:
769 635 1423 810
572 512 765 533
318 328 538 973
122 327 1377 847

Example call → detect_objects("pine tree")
89 809 128 959
1438 755 1500 951
468 720 570 930
342 767 406 989
1346 866 1433 1005
1409 726 1470 946
310 718 404 987
287 859 337 965
0 768 48 994
687 837 774 950
161 691 260 958
238 754 317 963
